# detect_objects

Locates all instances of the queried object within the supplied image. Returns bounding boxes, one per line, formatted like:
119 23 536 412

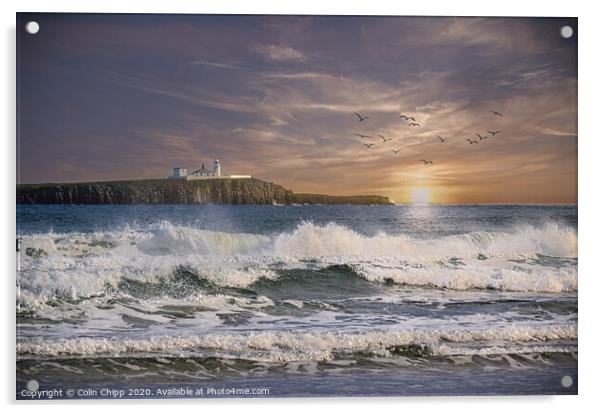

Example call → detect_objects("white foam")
17 221 578 308
17 324 577 362
273 221 577 259
352 260 577 292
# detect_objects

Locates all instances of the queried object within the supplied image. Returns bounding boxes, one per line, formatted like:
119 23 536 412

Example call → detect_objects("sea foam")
17 221 578 308
17 324 577 362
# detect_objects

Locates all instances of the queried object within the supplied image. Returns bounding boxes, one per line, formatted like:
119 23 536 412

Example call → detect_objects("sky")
17 14 577 204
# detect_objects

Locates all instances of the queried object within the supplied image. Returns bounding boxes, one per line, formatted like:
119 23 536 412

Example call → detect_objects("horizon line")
16 178 577 207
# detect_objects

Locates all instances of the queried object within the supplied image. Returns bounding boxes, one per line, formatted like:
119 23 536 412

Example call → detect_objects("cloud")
254 44 308 62
190 58 244 70
436 18 540 54
18 15 577 203
104 69 257 114
262 71 342 81
415 101 441 111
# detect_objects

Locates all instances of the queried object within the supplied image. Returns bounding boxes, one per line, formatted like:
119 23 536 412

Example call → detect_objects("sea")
16 204 578 399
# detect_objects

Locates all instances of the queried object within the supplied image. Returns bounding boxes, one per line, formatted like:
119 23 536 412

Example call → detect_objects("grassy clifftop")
17 178 393 205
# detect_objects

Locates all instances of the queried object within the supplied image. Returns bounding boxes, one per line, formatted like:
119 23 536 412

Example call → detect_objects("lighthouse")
169 155 251 180
212 156 221 177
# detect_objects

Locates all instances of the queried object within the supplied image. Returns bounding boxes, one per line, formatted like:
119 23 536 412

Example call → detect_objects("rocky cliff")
16 178 393 205
292 193 392 205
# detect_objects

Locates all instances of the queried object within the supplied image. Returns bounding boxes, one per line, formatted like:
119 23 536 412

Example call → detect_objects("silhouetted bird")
363 143 375 148
408 122 421 127
476 133 488 140
354 133 373 139
437 135 447 142
391 149 401 154
379 134 392 142
419 159 434 165
466 139 478 144
491 111 504 117
354 112 369 121
487 130 502 136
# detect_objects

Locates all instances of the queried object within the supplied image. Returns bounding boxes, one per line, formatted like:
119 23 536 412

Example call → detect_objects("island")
16 178 393 205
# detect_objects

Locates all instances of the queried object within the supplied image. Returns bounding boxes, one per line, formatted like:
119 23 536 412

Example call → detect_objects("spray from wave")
17 221 578 308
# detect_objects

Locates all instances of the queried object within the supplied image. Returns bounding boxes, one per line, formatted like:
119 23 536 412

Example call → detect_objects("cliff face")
16 178 392 205
17 178 294 205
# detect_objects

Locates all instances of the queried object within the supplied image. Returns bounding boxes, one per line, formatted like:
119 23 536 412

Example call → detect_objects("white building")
169 156 251 180
171 167 188 178
189 164 212 177
212 157 221 177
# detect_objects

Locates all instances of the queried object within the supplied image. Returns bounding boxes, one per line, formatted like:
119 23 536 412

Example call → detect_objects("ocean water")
16 204 578 398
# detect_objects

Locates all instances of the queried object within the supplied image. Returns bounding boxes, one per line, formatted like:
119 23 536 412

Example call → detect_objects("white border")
3 0 601 411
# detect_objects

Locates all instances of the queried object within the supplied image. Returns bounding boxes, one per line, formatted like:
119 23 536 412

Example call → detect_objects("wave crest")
17 221 578 308
17 325 577 362
273 221 577 259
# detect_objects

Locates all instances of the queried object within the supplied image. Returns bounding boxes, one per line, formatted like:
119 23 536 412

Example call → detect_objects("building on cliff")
169 156 251 180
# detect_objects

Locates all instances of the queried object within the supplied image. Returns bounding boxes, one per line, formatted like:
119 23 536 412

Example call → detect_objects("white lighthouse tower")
212 156 221 177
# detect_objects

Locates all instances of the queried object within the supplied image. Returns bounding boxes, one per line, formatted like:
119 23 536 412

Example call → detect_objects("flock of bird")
353 110 505 166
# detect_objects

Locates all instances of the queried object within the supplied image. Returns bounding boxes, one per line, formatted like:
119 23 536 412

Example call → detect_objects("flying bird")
487 130 502 136
437 135 447 142
419 159 433 165
363 143 375 148
379 134 392 142
408 122 421 127
399 114 416 122
490 111 504 117
354 133 373 139
476 133 488 140
466 139 478 144
354 112 369 121
391 149 401 154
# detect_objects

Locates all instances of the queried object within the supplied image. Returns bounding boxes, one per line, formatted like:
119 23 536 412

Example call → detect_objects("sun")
410 187 432 205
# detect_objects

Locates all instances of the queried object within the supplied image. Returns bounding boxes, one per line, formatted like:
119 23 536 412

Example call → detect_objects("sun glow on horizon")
409 187 432 205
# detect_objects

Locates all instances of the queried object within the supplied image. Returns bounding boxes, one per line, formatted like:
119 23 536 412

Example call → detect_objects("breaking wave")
17 221 578 308
17 324 577 362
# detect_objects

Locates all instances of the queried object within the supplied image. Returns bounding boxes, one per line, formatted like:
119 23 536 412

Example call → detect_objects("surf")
17 324 578 362
17 220 578 308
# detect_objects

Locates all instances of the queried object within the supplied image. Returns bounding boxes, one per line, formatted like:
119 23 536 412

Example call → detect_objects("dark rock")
17 178 393 205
